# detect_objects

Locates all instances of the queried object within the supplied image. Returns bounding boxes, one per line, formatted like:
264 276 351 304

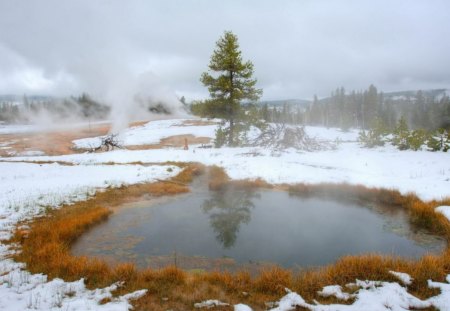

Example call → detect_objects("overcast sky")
1 0 450 101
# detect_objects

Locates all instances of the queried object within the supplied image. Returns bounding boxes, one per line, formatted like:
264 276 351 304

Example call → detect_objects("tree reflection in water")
202 188 260 248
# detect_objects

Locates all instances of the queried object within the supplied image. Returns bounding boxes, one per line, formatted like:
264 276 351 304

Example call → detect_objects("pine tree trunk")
228 70 235 146
229 117 234 146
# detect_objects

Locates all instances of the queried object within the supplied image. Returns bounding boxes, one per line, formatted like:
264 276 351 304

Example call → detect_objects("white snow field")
0 117 450 310
5 118 450 201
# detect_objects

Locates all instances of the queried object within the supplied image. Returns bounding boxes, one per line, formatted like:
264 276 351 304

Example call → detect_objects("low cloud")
0 0 449 104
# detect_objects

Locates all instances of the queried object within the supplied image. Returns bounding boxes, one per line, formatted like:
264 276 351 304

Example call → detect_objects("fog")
1 0 449 107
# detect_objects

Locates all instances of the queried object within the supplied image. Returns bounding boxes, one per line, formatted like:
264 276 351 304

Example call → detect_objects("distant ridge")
257 88 449 107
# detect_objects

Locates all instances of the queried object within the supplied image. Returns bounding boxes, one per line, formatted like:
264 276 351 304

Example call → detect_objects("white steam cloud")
96 71 188 133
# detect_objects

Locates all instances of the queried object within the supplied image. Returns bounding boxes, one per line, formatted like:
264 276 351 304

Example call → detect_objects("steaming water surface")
72 183 445 271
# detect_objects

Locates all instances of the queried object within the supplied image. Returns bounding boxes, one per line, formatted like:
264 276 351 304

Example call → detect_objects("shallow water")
72 183 445 271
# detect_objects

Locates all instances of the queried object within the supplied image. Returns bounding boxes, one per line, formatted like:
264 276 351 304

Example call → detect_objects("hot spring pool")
72 184 445 271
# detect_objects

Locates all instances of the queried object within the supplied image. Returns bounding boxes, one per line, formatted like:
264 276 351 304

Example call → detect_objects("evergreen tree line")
0 93 110 123
192 82 450 151
359 116 450 152
250 85 450 132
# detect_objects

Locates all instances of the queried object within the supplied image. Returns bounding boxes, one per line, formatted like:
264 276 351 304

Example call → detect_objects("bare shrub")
89 133 124 152
251 124 335 151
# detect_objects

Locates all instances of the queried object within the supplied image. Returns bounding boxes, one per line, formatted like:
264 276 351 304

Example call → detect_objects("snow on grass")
389 271 413 286
428 275 450 311
194 299 230 308
436 206 450 222
216 276 450 311
0 161 180 310
234 304 253 311
73 118 218 149
266 280 432 310
318 285 354 301
0 258 147 310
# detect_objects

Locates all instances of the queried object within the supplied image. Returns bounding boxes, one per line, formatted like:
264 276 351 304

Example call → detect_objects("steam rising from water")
14 69 189 133
103 71 189 133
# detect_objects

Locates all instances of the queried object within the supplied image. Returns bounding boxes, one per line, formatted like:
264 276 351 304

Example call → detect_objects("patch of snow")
270 280 432 311
436 206 450 222
389 271 413 285
428 275 450 311
269 291 307 311
17 150 45 156
234 304 253 311
194 299 229 308
0 257 147 310
73 118 218 149
318 285 354 301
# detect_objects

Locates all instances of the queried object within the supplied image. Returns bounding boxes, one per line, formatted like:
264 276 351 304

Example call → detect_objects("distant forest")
255 86 450 131
0 94 110 123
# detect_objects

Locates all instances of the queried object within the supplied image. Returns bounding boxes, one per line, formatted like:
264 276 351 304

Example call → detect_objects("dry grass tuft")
172 162 205 184
255 266 292 295
113 263 138 283
206 166 271 191
208 165 230 190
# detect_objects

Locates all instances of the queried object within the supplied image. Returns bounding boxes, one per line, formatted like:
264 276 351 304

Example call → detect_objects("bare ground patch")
0 120 159 157
0 124 110 156
117 134 211 151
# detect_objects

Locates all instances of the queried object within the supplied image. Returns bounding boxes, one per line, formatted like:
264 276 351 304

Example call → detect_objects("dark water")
72 185 445 271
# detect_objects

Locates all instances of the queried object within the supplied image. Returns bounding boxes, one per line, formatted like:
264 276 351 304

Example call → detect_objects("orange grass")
208 166 272 191
208 165 230 190
6 165 450 310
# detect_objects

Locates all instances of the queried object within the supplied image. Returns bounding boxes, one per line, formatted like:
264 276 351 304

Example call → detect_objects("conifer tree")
201 31 262 146
392 116 410 150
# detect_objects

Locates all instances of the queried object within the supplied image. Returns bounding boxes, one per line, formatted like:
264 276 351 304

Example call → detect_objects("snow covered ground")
73 118 218 148
5 119 449 201
1 118 450 310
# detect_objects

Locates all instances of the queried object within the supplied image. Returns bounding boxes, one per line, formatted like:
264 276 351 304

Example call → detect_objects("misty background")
1 0 450 127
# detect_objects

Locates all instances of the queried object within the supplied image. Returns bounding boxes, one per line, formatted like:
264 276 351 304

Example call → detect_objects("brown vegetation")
0 120 211 157
6 165 450 310
126 134 211 151
0 124 110 156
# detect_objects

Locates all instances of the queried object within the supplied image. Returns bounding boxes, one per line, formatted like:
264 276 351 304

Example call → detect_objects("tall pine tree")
201 31 262 146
